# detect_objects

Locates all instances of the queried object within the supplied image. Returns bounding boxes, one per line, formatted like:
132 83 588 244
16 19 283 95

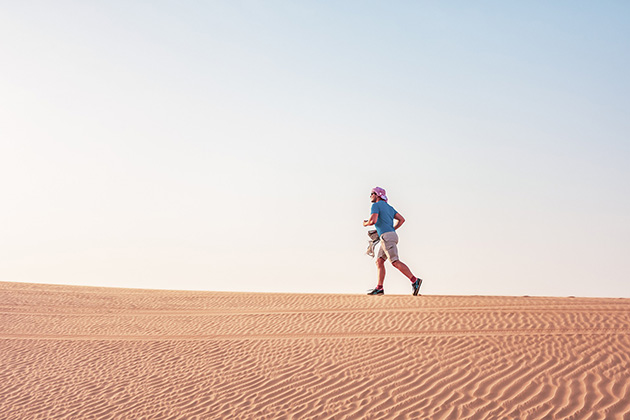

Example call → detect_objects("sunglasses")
370 192 376 196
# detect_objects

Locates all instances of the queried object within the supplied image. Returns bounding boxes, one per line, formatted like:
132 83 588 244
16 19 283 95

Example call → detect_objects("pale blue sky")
1 1 629 297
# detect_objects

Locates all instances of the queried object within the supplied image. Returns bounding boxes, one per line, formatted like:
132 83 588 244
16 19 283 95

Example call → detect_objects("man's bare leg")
392 260 416 281
376 257 386 288
393 259 422 295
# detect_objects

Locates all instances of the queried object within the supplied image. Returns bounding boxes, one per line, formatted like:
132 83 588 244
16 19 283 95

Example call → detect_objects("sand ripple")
1 282 629 419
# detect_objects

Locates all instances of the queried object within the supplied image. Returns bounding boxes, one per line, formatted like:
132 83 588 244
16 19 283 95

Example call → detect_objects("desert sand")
1 281 629 419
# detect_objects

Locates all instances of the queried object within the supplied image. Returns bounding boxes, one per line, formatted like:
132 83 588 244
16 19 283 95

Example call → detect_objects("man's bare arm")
363 213 378 227
394 213 405 230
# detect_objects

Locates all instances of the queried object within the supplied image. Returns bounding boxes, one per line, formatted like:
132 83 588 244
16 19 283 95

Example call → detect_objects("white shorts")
377 231 399 262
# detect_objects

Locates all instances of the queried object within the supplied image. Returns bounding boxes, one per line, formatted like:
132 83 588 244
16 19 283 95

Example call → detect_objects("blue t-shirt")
370 201 397 236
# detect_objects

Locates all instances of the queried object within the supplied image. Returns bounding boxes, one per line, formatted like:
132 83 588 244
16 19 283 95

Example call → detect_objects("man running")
363 187 423 295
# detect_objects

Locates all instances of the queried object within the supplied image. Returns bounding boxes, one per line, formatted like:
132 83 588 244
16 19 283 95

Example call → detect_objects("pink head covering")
371 187 388 201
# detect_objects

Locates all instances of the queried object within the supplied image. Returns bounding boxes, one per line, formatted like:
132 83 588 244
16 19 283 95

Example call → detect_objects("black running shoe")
367 287 384 295
412 278 423 296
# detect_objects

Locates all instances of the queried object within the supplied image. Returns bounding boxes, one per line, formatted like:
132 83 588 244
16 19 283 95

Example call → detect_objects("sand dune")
1 282 629 419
